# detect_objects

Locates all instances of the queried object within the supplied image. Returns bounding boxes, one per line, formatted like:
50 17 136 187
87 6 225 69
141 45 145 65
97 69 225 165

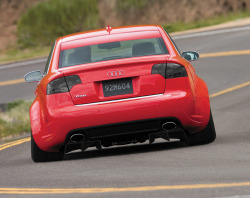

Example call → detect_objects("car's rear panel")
31 25 211 152
61 56 169 105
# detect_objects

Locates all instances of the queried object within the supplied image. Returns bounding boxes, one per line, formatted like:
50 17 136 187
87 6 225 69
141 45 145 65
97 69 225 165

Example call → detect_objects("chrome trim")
76 94 163 106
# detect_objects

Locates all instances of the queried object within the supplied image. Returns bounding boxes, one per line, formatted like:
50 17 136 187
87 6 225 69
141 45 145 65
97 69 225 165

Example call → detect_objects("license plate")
102 78 133 97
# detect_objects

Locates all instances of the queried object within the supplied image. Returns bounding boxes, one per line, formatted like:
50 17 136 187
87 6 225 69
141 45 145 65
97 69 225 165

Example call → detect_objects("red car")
25 25 216 162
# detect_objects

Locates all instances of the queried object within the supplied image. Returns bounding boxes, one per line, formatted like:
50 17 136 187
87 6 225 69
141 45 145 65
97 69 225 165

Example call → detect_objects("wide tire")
31 133 64 162
187 111 216 146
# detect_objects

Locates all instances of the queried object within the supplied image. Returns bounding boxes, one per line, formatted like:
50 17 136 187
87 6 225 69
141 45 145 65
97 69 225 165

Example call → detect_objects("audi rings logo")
107 70 125 77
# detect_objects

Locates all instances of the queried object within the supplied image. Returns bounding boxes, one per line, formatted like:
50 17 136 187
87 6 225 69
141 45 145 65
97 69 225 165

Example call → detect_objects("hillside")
0 0 250 51
99 0 250 26
0 0 44 51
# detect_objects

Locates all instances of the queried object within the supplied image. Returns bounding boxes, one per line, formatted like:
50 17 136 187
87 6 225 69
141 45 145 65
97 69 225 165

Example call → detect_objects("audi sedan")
25 25 216 162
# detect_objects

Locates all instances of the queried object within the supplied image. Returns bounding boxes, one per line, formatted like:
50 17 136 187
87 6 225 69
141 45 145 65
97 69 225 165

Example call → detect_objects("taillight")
151 63 187 79
65 75 82 90
47 77 68 95
151 64 166 78
166 63 187 79
47 75 81 95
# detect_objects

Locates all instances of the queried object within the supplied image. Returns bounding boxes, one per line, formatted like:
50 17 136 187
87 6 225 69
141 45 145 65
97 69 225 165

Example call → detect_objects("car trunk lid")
61 55 169 105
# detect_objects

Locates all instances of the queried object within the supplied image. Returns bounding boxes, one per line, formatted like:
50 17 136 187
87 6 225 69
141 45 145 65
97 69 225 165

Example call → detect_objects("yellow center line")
0 78 25 87
0 137 30 151
200 49 250 58
0 79 249 193
0 49 249 194
0 49 249 87
1 182 250 194
210 81 250 98
0 80 250 151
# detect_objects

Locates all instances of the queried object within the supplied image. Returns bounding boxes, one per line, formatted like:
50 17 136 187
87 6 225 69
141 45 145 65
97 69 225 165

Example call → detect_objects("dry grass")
0 100 32 139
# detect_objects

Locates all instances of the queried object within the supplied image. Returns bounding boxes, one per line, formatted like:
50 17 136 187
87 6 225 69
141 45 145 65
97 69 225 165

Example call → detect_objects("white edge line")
172 25 250 40
0 58 47 70
213 195 250 198
76 94 163 107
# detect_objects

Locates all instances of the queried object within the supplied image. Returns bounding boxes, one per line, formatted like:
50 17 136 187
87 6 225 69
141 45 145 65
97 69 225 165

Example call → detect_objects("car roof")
59 25 161 43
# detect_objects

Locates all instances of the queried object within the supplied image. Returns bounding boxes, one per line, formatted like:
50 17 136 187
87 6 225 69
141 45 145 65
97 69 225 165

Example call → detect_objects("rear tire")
187 110 216 146
31 133 64 162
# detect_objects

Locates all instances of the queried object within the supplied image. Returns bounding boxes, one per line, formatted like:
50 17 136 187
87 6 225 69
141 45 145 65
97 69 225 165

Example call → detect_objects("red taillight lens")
47 75 81 95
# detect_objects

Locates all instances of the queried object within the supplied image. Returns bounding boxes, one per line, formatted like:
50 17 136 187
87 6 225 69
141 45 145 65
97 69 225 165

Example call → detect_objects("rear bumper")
33 91 210 152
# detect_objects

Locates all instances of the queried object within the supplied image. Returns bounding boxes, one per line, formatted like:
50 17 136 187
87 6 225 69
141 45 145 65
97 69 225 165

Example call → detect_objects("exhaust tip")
70 134 85 143
162 122 177 131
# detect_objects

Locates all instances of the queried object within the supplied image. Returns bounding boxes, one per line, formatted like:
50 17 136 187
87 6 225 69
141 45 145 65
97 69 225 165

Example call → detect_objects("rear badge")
107 70 125 77
75 94 87 98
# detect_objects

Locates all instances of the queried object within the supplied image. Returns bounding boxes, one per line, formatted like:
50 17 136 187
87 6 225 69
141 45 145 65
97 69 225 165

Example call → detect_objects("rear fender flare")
193 76 210 126
30 99 48 151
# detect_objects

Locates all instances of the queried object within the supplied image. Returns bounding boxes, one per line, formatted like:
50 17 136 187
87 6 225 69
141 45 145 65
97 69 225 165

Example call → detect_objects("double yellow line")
0 137 31 151
1 182 250 194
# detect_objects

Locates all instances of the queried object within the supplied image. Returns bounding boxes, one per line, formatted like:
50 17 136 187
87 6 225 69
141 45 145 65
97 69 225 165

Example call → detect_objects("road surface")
0 26 250 197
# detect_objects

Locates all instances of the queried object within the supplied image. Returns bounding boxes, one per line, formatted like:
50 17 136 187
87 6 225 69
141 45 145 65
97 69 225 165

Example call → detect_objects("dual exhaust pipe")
69 122 177 143
162 121 177 131
70 133 85 143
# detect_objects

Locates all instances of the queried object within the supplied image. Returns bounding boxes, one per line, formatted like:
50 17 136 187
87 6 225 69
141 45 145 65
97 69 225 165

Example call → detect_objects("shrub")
116 0 149 12
17 0 99 47
0 100 32 139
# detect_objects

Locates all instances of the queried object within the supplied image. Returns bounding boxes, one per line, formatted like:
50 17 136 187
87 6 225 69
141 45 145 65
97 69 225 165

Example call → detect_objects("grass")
0 46 50 65
1 6 250 65
0 100 32 139
17 0 99 48
0 0 100 64
1 1 249 140
116 0 149 12
163 11 250 33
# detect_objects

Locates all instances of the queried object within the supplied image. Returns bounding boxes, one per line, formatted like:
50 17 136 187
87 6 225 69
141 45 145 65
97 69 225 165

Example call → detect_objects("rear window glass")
59 37 169 68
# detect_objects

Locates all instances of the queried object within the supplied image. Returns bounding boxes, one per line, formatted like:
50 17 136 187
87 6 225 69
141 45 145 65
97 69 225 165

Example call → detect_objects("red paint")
30 25 210 152
60 31 161 51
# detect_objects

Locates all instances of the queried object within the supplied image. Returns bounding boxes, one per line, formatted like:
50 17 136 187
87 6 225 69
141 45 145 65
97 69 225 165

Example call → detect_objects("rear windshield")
59 37 169 68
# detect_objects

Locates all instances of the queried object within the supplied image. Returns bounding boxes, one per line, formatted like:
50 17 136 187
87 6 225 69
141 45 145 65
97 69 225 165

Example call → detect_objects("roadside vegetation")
0 1 250 140
17 0 99 48
0 0 249 64
163 10 250 32
0 100 32 139
0 46 50 65
116 0 151 11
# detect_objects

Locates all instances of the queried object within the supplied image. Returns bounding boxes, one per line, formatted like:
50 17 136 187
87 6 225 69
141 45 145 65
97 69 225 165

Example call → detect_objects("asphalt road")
0 59 46 103
0 26 250 197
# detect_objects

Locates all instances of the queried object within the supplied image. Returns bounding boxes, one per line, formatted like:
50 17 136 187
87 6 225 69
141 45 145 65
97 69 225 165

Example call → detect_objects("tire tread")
31 133 63 162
